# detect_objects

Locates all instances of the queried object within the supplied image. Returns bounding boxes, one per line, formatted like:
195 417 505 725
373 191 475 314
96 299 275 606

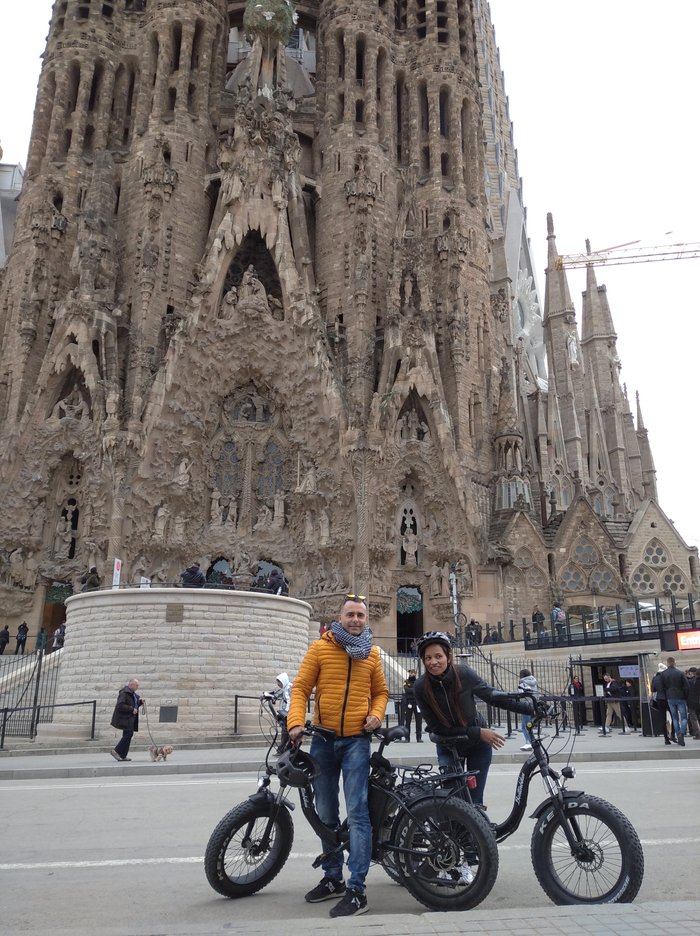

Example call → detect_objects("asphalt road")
0 759 696 935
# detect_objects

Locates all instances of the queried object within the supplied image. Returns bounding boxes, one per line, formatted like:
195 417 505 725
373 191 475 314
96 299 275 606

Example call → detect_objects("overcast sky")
1 1 698 555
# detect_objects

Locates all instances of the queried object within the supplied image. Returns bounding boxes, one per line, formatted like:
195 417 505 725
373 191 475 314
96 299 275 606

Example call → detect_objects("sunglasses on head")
343 593 367 605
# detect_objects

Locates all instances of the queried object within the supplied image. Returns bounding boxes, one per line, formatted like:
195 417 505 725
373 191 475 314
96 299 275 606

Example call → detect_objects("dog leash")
141 701 161 748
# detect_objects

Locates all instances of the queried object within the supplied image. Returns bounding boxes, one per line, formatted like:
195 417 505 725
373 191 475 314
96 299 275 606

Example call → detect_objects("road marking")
0 853 318 871
0 777 259 792
1 838 697 872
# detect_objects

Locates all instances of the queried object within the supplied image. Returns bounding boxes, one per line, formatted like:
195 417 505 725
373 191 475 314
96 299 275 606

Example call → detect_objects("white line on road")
2 839 697 871
1 762 696 793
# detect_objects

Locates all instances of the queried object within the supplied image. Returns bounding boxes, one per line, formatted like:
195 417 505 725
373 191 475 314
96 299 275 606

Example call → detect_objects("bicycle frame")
438 703 586 848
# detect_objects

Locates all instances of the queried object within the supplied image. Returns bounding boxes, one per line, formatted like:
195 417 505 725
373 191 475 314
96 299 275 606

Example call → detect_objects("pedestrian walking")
0 624 10 654
52 623 66 650
620 679 638 731
686 667 700 740
600 674 629 735
657 657 690 746
35 626 47 652
401 669 422 742
651 663 676 745
569 675 586 731
110 677 144 761
14 621 29 654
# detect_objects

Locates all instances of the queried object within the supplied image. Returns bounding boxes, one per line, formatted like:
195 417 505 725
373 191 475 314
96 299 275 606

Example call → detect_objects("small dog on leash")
149 744 174 762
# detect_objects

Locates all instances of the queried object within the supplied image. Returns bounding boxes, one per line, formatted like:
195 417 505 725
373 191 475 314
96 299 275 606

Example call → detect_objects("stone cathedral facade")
0 0 697 646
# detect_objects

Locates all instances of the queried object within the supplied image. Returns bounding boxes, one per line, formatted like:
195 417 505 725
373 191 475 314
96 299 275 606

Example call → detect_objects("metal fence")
0 649 63 745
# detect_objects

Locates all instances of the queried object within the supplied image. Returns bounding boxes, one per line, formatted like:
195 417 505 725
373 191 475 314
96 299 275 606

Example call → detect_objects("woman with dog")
110 677 144 761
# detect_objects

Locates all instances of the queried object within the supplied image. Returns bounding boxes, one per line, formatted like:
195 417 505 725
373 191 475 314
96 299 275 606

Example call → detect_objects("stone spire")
636 391 658 500
542 213 587 487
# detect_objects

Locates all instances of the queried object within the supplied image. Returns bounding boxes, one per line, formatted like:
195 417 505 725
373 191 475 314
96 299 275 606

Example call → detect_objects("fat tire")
393 798 498 911
204 800 294 898
531 794 644 904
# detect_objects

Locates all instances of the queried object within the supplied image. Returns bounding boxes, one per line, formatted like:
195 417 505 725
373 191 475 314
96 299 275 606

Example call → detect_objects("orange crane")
555 238 700 270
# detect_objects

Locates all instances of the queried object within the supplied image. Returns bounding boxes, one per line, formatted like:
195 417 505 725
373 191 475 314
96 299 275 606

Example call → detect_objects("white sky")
1 1 698 552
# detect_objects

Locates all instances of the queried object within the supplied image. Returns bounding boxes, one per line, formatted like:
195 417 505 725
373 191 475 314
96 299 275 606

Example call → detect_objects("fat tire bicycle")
204 695 499 911
434 693 645 905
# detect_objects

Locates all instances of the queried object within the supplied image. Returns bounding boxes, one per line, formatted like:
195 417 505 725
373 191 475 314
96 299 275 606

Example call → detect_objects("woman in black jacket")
413 631 533 806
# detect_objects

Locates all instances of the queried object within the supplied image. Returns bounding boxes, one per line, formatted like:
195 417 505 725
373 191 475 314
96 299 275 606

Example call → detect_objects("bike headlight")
561 766 576 779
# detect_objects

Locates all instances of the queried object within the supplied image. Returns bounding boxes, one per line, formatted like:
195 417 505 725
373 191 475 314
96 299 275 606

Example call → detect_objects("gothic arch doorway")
397 585 423 653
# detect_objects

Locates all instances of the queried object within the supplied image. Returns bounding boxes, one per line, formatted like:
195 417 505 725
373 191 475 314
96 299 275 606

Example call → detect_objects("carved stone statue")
227 497 238 529
454 558 473 595
273 491 285 528
219 287 238 318
23 551 39 589
428 560 442 597
153 504 169 540
402 529 418 567
52 387 87 422
304 510 314 544
9 548 25 587
210 488 222 525
253 503 273 531
298 464 317 493
239 265 269 311
30 501 46 539
319 508 330 546
174 459 191 487
53 516 72 557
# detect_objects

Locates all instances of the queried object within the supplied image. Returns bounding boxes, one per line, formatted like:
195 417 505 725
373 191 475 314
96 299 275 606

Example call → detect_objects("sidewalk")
1 725 697 780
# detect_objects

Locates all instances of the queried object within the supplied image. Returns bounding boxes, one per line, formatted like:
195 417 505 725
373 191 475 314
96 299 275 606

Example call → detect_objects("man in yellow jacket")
288 594 388 918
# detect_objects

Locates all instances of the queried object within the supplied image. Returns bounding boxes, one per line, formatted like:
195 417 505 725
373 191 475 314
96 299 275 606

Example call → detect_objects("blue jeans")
309 734 372 893
436 738 493 806
521 713 531 744
667 698 688 737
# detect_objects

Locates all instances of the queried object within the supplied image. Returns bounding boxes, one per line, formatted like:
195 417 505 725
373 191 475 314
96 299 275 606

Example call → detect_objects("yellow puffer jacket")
288 631 389 738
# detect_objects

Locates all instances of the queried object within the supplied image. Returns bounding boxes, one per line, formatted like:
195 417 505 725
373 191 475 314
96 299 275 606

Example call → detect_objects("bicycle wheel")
531 794 644 904
204 800 294 898
393 798 498 911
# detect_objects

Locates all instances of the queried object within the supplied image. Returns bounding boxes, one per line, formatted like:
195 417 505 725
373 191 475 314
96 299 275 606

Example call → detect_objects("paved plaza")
1 729 698 934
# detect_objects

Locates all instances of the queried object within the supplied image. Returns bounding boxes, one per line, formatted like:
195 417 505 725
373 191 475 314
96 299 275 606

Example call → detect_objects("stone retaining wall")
50 588 311 741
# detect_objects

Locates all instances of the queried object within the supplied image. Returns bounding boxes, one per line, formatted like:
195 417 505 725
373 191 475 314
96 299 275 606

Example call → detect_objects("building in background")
0 158 24 266
0 0 696 646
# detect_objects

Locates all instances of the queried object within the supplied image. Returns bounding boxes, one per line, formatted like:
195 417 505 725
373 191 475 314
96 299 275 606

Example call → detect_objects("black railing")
0 700 97 750
521 593 698 651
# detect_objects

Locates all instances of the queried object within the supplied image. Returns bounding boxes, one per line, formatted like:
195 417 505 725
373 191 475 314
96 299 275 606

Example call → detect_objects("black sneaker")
304 877 346 903
329 888 368 917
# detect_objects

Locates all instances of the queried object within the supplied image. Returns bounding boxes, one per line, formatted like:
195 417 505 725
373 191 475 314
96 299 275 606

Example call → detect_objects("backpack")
556 609 566 623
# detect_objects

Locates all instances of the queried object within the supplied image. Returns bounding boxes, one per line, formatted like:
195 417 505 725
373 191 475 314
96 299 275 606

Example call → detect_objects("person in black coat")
413 631 534 806
658 657 690 745
651 663 676 745
401 669 422 742
110 678 144 761
180 562 205 587
0 624 10 654
15 621 29 654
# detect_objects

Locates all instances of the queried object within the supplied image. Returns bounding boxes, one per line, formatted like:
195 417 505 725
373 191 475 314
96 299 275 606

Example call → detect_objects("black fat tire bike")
436 694 644 905
204 695 498 911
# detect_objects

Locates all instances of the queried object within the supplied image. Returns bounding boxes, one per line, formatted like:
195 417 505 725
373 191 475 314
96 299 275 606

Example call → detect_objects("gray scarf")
329 620 374 660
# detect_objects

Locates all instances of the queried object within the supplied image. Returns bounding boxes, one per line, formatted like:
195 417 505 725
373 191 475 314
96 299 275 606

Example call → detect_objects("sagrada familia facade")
0 0 697 644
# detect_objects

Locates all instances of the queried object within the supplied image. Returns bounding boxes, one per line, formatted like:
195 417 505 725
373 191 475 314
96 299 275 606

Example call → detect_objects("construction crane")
555 238 700 270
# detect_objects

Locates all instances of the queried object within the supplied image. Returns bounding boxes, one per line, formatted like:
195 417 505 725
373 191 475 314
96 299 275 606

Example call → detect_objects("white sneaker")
437 863 474 884
520 743 532 751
